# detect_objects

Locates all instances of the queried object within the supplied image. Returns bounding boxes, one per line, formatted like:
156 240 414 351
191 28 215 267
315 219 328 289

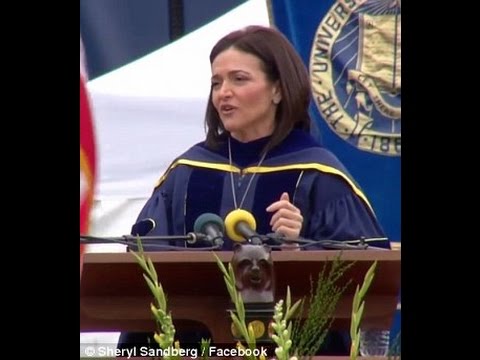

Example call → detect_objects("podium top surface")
81 249 400 298
83 249 400 264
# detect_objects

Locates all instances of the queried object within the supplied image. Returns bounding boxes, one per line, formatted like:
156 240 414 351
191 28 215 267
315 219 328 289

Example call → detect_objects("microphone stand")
80 234 204 243
262 233 390 250
80 233 223 251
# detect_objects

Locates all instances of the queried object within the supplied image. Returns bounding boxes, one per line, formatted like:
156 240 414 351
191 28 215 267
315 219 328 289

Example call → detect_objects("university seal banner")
270 0 401 241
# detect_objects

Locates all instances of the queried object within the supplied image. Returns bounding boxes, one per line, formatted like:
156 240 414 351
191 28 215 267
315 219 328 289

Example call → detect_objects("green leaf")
237 295 245 321
157 282 166 311
351 335 359 359
143 274 160 300
352 285 360 311
350 313 357 341
286 299 302 321
136 236 144 253
286 286 292 310
231 313 249 341
356 302 365 326
213 253 228 276
247 323 256 342
358 261 377 299
224 278 236 301
150 303 159 318
348 261 378 359
131 251 149 273
146 257 158 283
228 263 236 283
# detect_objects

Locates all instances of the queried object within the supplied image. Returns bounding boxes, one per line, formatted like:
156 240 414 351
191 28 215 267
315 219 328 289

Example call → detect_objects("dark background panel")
80 0 246 79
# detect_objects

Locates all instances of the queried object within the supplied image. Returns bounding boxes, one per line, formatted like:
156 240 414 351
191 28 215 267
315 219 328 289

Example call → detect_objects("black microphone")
131 218 156 236
193 213 225 248
224 209 263 245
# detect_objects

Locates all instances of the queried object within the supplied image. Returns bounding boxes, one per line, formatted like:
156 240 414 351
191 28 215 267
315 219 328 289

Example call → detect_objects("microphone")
193 213 225 248
131 218 156 236
224 209 263 245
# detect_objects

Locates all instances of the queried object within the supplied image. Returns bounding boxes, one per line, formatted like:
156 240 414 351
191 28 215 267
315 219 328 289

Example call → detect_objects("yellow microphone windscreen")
224 209 257 242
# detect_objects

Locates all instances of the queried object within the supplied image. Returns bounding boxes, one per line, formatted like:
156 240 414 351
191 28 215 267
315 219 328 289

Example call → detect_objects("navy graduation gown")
136 129 387 250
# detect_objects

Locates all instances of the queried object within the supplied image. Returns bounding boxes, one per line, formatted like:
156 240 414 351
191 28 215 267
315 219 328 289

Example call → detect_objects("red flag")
80 74 96 266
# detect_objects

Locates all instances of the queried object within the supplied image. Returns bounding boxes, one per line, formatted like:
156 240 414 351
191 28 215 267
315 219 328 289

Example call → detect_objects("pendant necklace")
228 136 268 210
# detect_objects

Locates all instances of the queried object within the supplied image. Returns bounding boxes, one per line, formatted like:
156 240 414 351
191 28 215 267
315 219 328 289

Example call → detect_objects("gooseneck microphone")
193 213 225 248
80 215 222 250
224 209 263 245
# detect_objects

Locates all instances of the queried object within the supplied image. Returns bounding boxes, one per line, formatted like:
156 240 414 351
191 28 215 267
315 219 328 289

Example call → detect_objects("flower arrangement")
131 239 388 359
349 261 377 360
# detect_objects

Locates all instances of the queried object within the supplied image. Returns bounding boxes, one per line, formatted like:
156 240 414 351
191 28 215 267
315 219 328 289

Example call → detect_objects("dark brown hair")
204 25 311 154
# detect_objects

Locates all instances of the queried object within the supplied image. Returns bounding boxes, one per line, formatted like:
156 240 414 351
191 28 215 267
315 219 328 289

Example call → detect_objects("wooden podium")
81 249 400 344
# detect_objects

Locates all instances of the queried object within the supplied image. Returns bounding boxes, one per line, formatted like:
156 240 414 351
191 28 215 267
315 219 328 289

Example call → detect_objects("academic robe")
134 129 388 250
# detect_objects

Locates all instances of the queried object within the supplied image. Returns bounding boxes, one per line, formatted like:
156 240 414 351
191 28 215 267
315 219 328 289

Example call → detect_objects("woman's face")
211 47 281 142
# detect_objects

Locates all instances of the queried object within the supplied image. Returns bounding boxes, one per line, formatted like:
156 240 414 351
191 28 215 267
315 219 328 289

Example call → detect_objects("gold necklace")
228 137 268 209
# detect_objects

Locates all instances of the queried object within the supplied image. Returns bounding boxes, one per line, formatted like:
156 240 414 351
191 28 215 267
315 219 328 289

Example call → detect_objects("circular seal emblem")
310 0 401 156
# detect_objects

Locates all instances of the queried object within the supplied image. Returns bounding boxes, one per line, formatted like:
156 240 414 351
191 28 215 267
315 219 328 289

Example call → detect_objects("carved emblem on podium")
230 244 275 342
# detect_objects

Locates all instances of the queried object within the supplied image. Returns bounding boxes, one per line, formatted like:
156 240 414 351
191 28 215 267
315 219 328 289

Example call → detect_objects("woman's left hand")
266 192 303 240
